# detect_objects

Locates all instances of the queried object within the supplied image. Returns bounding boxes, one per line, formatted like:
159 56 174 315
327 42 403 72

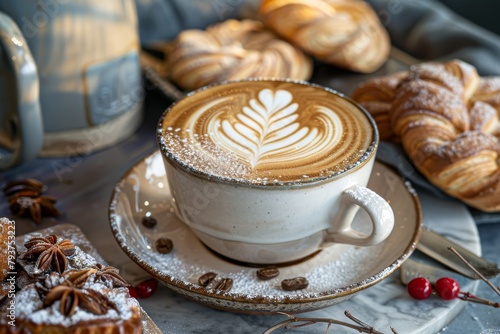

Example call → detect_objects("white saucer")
109 150 423 313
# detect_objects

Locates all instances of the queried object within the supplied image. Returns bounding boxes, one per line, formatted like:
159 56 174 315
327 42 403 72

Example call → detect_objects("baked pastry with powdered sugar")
0 227 142 334
166 19 313 91
8 270 141 334
352 59 500 212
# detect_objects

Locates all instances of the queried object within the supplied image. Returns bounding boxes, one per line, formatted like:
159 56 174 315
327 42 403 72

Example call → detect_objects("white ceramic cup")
157 79 394 264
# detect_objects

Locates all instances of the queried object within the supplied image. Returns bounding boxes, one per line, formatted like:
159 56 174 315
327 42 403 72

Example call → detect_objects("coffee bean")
281 277 309 291
219 278 233 292
142 216 157 228
198 272 233 292
208 277 233 292
198 272 218 287
155 237 173 254
256 267 280 280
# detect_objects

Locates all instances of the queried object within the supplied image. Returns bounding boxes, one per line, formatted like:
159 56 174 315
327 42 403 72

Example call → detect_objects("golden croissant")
353 60 500 212
259 0 390 73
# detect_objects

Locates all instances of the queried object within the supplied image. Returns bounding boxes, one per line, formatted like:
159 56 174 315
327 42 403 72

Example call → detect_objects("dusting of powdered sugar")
16 244 96 280
160 132 252 181
160 130 374 187
141 240 385 298
15 225 106 282
18 283 138 326
68 247 98 269
13 225 140 327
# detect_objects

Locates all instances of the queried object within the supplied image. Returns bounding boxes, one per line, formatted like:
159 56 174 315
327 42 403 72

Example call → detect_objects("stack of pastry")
0 232 142 334
165 0 390 91
352 59 500 212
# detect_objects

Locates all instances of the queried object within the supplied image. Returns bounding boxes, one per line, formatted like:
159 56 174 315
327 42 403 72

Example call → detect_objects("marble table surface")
2 56 500 334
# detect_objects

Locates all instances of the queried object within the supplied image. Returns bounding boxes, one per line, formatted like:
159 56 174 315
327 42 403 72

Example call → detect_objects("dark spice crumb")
141 216 157 228
155 237 173 254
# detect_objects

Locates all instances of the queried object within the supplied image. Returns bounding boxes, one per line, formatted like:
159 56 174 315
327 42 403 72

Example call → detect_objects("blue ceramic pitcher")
0 0 143 170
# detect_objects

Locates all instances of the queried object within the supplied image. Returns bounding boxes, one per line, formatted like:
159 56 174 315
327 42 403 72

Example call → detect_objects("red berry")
135 278 158 299
407 277 432 300
435 277 460 300
128 286 139 299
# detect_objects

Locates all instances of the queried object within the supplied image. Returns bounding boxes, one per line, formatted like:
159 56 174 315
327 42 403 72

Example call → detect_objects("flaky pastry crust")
259 0 390 73
353 60 500 212
0 218 12 282
166 19 313 91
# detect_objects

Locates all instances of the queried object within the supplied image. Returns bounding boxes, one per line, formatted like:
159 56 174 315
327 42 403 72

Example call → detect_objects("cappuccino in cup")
158 79 393 264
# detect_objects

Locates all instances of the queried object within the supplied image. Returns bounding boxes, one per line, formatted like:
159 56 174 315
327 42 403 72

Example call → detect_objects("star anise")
43 284 115 317
23 235 76 274
63 268 98 287
2 178 44 197
64 264 129 288
94 264 130 288
3 178 60 224
8 195 60 224
35 272 66 294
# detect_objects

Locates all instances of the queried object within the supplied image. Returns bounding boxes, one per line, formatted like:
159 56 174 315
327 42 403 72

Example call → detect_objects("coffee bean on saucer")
281 277 309 291
256 267 280 280
155 237 173 254
142 216 157 228
207 277 233 292
199 272 218 286
198 272 233 292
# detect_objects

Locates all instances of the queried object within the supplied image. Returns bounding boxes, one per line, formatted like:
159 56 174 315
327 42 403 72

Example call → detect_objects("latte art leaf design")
160 81 374 184
210 89 328 168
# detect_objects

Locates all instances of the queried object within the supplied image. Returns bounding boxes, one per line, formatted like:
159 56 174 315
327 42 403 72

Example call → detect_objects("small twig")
262 311 387 334
263 247 499 334
345 310 369 327
459 292 500 308
448 247 500 298
286 320 316 329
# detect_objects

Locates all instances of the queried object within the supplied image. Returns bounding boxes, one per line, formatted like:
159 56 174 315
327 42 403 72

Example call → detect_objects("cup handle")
325 185 394 246
0 13 43 170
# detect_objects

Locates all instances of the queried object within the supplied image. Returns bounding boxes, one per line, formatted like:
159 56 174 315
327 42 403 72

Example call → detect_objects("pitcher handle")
0 12 43 170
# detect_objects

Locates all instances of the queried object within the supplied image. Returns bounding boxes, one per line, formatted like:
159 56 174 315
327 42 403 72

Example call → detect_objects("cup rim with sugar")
156 78 380 189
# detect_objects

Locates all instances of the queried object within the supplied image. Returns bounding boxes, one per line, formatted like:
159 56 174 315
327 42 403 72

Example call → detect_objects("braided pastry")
259 0 390 73
353 60 500 212
166 19 313 91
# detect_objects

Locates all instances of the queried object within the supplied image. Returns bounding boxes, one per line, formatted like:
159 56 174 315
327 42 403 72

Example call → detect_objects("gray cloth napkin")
134 0 500 223
134 0 260 46
365 0 500 76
